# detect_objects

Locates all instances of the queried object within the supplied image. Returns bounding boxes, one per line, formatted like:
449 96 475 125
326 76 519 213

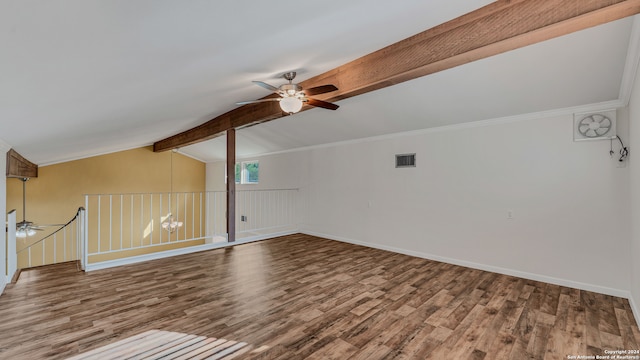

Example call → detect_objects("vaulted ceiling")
2 1 639 165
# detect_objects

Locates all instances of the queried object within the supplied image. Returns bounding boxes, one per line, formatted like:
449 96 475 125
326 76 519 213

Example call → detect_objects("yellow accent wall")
6 146 206 267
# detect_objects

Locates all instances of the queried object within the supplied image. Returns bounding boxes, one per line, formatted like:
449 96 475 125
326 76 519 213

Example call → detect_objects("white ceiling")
1 1 637 165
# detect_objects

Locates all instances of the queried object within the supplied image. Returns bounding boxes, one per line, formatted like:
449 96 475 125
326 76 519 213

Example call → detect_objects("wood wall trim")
153 0 640 152
6 149 38 178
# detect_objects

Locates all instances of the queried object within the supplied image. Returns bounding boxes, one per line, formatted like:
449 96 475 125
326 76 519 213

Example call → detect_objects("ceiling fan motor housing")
283 71 297 81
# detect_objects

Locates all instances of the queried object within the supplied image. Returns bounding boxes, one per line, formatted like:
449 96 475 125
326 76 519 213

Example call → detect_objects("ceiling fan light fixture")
16 227 36 238
280 96 303 114
161 215 183 233
239 71 338 112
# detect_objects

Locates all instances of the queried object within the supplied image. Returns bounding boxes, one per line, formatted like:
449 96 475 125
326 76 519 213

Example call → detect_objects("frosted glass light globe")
280 97 303 114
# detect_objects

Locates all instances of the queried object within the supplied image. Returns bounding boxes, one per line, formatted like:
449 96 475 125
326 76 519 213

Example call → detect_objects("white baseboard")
628 294 640 329
235 230 298 244
301 230 631 299
86 244 220 271
85 231 298 272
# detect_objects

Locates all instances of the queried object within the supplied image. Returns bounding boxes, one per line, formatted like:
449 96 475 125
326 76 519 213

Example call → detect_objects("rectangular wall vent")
395 153 416 168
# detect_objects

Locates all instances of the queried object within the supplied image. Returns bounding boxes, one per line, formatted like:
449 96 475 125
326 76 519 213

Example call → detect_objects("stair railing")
6 210 17 283
16 207 86 270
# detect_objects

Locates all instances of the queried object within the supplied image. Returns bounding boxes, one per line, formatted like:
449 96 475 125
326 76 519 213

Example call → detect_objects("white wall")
0 141 11 295
296 113 631 296
204 107 633 299
206 151 308 238
206 151 306 192
206 112 631 296
629 62 640 317
205 161 225 192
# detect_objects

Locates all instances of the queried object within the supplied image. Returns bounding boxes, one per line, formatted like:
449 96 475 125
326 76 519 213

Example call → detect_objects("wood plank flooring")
0 233 638 359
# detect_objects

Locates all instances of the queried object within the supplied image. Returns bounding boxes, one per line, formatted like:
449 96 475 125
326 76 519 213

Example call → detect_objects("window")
243 161 259 184
233 160 259 184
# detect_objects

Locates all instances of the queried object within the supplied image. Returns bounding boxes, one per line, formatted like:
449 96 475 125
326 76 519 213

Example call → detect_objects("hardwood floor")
0 233 638 359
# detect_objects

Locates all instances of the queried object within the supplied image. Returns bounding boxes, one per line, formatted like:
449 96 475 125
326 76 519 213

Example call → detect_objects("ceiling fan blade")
252 81 279 92
306 98 339 110
236 98 281 105
303 84 338 96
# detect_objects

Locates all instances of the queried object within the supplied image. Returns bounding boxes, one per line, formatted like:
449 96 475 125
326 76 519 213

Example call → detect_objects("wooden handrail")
17 207 85 254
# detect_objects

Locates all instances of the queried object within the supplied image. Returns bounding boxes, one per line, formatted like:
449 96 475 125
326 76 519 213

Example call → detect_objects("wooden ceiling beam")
6 149 38 178
154 0 640 152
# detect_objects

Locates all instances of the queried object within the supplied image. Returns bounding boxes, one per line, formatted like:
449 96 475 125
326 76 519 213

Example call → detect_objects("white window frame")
240 160 259 184
225 160 259 185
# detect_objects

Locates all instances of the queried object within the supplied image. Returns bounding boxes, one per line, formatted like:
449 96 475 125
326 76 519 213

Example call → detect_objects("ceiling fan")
15 178 59 238
237 71 339 114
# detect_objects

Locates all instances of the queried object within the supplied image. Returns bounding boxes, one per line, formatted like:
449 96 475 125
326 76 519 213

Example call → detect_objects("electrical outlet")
507 210 514 219
241 215 247 222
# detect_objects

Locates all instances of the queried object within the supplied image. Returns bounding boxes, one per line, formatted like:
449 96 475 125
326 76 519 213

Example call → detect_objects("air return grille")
395 153 416 168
